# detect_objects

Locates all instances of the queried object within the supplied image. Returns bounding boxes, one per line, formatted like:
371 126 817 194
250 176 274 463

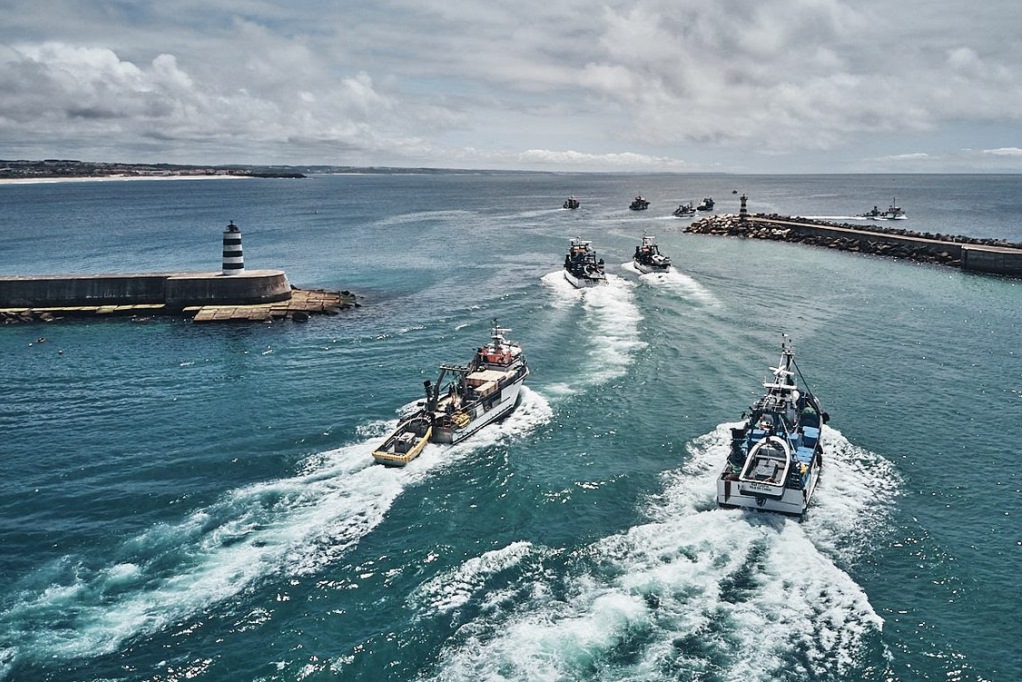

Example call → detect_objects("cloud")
503 148 690 169
983 147 1022 157
1 0 1022 171
0 39 433 163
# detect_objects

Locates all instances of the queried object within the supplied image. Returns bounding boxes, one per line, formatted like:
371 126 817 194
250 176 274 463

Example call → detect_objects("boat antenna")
775 332 807 392
790 356 823 414
791 356 812 392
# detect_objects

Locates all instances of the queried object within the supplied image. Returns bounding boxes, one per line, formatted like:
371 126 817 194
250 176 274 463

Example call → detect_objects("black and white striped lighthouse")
222 221 244 274
739 193 748 221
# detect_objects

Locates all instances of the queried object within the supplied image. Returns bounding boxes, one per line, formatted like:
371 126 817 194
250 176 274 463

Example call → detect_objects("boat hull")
372 417 433 467
633 260 671 274
716 460 821 517
431 374 526 444
564 270 606 288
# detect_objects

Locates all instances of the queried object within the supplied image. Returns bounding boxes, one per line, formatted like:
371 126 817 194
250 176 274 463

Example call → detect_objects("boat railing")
438 363 469 373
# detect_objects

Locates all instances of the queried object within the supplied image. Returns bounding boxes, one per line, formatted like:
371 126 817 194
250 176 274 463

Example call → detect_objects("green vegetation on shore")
0 159 305 180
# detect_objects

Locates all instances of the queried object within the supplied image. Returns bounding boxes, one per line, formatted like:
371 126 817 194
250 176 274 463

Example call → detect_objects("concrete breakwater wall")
0 270 292 308
685 214 1022 277
0 270 358 324
2 221 360 324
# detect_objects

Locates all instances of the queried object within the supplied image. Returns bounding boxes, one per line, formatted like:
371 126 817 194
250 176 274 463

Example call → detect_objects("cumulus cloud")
1 0 1021 171
0 39 435 163
983 147 1022 156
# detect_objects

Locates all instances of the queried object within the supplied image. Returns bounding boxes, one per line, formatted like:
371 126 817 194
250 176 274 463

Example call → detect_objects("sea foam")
540 271 646 389
418 423 896 681
0 388 552 668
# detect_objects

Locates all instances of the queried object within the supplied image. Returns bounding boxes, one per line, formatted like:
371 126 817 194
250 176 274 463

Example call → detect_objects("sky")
2 0 1022 173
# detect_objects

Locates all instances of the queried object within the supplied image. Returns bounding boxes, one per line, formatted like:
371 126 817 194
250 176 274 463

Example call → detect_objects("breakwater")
0 271 358 324
685 213 1022 277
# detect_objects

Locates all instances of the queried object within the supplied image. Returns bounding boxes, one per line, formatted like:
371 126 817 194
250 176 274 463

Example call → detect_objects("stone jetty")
0 283 358 325
1 221 360 324
684 213 1022 277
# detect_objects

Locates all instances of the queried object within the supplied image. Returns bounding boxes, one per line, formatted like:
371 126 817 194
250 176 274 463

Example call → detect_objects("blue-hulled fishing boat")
717 335 828 517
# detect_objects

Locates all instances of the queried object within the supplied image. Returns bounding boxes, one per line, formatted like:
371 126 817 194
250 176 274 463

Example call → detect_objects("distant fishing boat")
563 196 580 210
563 236 607 288
696 197 715 211
858 198 907 220
673 202 697 218
629 195 650 211
632 233 672 274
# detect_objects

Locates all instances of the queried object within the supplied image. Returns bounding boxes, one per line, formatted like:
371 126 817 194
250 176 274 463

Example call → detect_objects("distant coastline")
0 159 582 183
0 174 257 185
0 159 306 182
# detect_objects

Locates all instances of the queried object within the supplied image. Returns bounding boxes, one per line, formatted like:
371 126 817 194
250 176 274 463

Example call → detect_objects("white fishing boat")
859 198 907 220
372 321 529 466
881 198 907 220
716 335 829 517
632 233 672 273
673 202 697 218
563 236 607 288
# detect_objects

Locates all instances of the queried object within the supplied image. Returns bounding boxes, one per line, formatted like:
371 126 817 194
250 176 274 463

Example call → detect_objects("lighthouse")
222 221 244 274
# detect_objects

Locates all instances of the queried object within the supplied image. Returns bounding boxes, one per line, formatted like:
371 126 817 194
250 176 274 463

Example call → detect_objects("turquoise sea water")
1 173 1020 681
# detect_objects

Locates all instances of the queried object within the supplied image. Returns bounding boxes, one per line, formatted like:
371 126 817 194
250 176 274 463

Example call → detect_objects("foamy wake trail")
420 424 898 681
409 541 541 615
619 262 719 307
0 388 551 669
540 272 646 387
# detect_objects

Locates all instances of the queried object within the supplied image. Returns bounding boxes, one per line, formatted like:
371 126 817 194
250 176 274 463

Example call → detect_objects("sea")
0 172 1019 682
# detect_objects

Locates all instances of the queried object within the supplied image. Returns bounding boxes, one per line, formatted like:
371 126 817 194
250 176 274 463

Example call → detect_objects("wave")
409 541 540 615
540 272 646 390
416 424 898 681
0 388 552 672
373 209 478 227
618 262 719 307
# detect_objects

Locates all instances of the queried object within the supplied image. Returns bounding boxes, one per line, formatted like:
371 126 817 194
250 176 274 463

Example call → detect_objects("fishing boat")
859 198 907 220
629 195 650 211
881 198 906 220
632 233 672 273
372 321 529 466
563 196 580 210
563 236 607 288
696 197 715 211
370 414 432 466
673 202 697 218
717 335 828 517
